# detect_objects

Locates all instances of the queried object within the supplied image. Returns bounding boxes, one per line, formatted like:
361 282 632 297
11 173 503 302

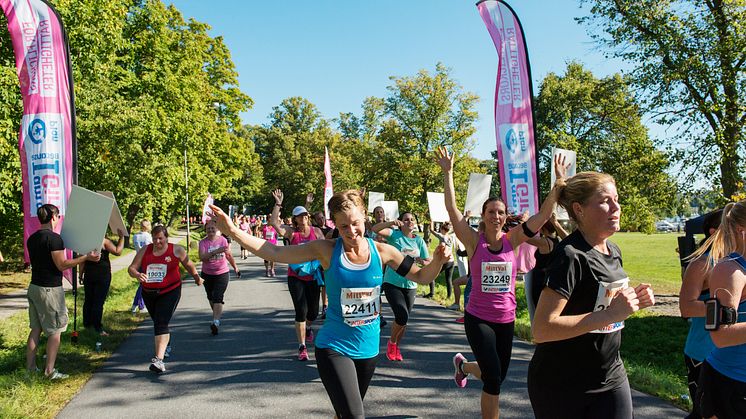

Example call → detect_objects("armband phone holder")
705 297 738 331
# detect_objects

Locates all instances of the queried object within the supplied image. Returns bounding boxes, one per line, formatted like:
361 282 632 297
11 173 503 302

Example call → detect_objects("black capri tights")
528 375 633 419
288 276 320 323
464 311 514 395
142 286 181 336
202 271 230 304
382 282 416 326
315 347 377 419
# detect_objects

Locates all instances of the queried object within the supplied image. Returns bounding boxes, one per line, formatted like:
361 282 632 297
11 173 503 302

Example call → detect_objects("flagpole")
184 142 190 251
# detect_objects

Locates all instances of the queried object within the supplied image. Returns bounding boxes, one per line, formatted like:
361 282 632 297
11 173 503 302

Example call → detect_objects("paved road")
59 247 685 418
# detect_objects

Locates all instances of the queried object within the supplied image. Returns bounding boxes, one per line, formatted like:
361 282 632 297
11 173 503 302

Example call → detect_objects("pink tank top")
467 233 517 323
288 227 318 280
199 236 229 275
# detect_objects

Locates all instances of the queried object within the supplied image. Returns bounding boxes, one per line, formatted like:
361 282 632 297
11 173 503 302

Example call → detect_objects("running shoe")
395 345 404 361
164 345 172 358
455 317 465 324
149 357 166 373
298 345 309 361
131 305 138 313
453 353 468 388
306 327 314 343
211 321 219 336
45 369 69 380
270 268 276 277
447 303 460 310
386 341 398 361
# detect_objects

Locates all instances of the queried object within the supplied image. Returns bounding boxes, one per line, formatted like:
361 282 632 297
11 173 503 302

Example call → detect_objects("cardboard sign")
427 192 449 223
381 200 399 221
464 173 492 215
551 147 577 220
97 191 128 236
61 185 115 254
368 191 385 213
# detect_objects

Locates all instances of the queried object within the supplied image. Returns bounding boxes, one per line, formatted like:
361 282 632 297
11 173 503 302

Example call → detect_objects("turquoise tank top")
315 238 384 359
683 291 716 361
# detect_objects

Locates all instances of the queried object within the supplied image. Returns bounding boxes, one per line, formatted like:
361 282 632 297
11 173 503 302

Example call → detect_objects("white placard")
552 147 577 220
61 185 115 254
427 192 449 223
368 192 385 213
97 191 128 236
464 173 492 215
381 201 399 221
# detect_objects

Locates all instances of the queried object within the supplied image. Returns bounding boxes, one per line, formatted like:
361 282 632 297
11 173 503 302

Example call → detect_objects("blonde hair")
557 172 615 223
140 219 152 232
328 190 366 222
691 200 746 268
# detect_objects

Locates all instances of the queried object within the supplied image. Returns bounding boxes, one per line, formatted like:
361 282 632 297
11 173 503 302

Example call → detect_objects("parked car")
655 221 675 232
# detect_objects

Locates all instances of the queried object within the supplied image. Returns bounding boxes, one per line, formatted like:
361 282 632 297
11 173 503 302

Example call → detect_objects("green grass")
0 230 202 419
611 232 683 294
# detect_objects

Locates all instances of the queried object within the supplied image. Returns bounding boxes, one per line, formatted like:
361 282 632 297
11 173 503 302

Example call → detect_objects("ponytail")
690 201 746 269
37 204 59 224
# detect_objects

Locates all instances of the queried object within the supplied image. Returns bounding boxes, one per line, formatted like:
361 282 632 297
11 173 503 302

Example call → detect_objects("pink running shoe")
298 345 309 361
306 328 314 344
395 345 403 361
386 341 397 361
453 353 468 388
455 317 465 324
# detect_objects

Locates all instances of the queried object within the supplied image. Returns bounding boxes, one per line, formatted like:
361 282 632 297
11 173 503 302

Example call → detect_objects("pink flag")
477 1 540 216
1 0 75 262
201 193 214 224
323 146 333 223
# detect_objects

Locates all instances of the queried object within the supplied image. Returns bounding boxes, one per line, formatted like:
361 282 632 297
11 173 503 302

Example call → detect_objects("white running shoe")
149 357 166 373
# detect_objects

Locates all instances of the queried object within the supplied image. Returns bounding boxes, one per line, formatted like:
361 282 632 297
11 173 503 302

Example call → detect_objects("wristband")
521 222 537 238
396 255 415 277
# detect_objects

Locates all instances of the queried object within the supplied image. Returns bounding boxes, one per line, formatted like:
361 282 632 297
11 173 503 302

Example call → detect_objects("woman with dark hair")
270 189 325 361
529 170 655 419
26 204 100 379
82 228 125 336
437 146 563 418
372 211 430 362
128 225 202 373
209 190 449 418
525 213 568 321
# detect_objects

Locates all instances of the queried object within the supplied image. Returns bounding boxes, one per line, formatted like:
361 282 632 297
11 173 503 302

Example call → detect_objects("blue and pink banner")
477 0 539 216
1 0 75 262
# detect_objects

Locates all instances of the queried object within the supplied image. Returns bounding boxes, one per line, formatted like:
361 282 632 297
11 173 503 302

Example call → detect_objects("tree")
534 62 677 232
579 0 746 201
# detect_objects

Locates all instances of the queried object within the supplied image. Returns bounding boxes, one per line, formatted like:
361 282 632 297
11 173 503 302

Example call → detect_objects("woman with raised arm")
372 211 430 362
528 169 655 419
270 189 325 361
436 146 563 419
127 225 202 373
210 190 450 419
687 202 746 419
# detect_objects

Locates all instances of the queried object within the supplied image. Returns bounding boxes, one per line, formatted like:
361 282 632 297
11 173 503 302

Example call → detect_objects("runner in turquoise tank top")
209 190 451 418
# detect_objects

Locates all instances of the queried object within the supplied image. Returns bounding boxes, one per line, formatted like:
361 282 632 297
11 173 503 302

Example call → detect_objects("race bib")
481 261 512 293
208 245 224 261
341 286 380 327
590 278 629 334
146 264 167 283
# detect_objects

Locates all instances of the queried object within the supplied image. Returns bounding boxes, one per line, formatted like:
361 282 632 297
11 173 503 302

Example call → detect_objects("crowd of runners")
22 148 746 419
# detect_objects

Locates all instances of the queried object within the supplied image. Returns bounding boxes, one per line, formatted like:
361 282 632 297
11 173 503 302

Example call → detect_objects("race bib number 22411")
341 286 380 327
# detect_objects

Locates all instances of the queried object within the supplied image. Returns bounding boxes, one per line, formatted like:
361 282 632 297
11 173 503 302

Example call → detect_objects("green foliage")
534 62 677 230
579 0 746 201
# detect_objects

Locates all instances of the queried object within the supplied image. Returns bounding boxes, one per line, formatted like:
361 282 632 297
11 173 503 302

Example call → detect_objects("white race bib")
481 261 512 293
208 245 224 261
146 264 167 283
590 278 629 334
341 286 380 327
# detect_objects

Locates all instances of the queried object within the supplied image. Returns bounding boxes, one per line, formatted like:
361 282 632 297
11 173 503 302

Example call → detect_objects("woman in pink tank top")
436 146 567 418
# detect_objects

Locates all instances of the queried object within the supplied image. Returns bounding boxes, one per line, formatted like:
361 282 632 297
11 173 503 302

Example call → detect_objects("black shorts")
202 271 230 304
528 373 633 419
697 361 746 419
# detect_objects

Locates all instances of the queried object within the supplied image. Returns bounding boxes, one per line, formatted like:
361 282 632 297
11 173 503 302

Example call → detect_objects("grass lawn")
611 232 683 295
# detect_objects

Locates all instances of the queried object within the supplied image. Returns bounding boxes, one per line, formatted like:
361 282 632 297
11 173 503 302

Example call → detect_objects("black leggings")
697 361 746 419
684 354 704 418
202 271 230 304
429 261 455 297
83 273 111 332
287 276 320 323
382 282 416 326
142 286 181 336
528 375 633 419
315 347 377 419
463 311 514 395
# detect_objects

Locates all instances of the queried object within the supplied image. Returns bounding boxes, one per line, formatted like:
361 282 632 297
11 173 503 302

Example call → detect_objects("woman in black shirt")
528 172 655 419
82 229 125 335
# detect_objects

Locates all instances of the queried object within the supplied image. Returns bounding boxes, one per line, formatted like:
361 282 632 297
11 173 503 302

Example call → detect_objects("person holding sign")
372 212 430 362
528 171 655 419
436 147 563 419
199 220 239 335
26 204 100 379
82 228 125 336
208 190 450 418
127 225 202 373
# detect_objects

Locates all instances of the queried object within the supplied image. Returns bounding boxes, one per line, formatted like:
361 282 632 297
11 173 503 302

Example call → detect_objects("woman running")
199 220 239 335
429 221 456 300
270 189 325 361
372 212 430 361
528 170 655 419
437 146 563 419
260 221 278 277
209 190 449 418
128 225 203 373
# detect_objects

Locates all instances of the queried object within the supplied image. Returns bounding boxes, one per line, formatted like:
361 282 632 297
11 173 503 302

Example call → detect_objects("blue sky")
167 1 627 160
